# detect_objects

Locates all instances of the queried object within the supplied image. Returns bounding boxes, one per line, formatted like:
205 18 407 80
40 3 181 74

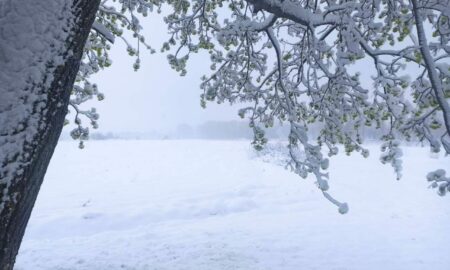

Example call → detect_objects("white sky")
85 9 423 136
90 13 240 134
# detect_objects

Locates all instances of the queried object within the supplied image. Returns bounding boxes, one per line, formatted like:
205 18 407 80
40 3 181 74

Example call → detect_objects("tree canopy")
76 0 450 212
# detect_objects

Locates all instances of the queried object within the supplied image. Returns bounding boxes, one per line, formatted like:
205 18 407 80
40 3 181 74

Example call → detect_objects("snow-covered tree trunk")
0 1 100 269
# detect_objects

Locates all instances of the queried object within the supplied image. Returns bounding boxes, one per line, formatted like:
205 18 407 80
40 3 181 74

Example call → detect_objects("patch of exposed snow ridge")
0 0 76 212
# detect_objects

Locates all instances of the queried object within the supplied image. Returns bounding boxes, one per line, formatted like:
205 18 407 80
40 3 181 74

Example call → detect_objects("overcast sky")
77 9 420 136
88 13 240 134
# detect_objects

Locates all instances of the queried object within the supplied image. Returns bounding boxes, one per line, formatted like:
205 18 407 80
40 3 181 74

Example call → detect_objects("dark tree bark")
0 1 100 269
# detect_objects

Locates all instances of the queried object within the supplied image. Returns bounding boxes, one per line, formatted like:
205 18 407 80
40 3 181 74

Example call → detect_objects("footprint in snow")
82 212 103 220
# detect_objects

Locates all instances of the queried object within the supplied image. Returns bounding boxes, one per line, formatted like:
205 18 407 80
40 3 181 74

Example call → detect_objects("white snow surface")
16 140 450 270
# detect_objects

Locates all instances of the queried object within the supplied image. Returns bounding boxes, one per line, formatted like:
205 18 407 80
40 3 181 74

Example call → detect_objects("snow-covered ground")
16 140 449 270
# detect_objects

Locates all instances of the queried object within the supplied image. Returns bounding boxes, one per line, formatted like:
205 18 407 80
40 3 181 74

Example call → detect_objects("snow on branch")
148 0 450 211
92 21 115 44
63 0 450 211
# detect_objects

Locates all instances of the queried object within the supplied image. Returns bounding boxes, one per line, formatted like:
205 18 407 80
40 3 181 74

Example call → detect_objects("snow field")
16 140 450 270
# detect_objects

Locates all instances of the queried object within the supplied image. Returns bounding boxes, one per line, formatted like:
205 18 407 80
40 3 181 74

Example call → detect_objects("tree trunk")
0 1 100 269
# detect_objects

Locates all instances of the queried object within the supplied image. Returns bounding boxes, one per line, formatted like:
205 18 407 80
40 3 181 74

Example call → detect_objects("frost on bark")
0 0 100 269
